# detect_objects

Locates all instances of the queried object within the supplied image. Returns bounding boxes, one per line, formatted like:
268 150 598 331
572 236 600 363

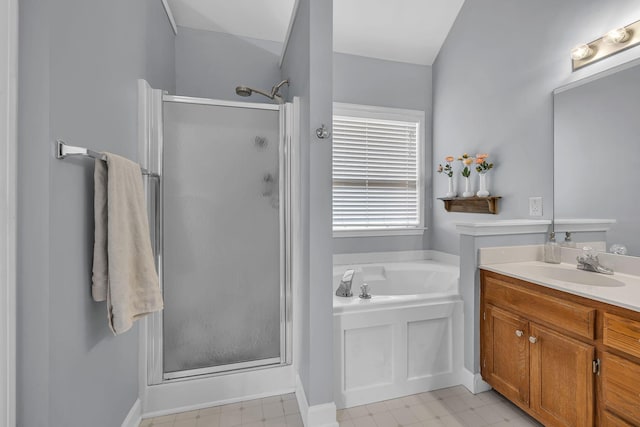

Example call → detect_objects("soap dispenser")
544 232 561 264
562 232 576 248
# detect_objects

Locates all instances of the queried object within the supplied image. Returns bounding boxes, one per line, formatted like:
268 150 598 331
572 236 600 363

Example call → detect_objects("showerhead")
235 86 253 97
234 79 289 104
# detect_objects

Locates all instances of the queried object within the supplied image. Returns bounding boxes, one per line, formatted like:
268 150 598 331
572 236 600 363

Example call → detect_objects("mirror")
554 60 640 256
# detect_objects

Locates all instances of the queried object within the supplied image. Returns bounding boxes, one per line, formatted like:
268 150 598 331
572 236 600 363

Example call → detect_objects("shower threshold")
163 356 283 381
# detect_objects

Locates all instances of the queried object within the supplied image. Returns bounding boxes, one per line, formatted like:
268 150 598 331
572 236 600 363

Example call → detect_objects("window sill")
333 228 427 238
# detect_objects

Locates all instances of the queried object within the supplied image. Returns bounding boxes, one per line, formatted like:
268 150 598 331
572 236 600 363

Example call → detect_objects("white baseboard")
460 369 492 395
295 376 309 423
296 375 338 427
122 398 142 427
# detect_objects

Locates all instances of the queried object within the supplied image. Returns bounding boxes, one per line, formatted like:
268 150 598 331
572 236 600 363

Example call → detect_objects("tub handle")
515 330 523 337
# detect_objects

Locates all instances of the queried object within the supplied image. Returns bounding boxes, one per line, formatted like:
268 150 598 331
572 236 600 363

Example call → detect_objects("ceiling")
166 0 465 66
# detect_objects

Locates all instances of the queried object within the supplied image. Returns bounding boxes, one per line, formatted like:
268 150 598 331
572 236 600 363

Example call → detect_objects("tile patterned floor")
139 387 543 427
336 387 543 427
139 393 301 427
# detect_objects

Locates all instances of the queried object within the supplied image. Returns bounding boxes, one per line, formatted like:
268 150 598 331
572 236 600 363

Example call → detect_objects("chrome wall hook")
315 124 330 139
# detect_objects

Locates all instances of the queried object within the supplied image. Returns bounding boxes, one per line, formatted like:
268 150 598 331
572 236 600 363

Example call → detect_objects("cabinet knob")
529 336 538 344
515 330 524 337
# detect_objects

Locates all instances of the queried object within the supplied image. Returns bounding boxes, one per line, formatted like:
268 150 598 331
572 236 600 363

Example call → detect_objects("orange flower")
476 153 489 159
476 158 484 164
445 156 454 162
463 158 473 166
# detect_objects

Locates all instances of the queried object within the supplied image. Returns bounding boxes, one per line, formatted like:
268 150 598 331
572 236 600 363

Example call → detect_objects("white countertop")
480 261 640 313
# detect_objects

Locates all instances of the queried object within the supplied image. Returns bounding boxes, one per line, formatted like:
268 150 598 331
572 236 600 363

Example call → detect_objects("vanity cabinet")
483 304 529 406
528 323 594 426
481 273 594 426
481 269 640 427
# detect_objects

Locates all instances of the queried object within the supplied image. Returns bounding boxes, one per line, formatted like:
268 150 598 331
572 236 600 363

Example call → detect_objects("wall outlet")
529 197 543 217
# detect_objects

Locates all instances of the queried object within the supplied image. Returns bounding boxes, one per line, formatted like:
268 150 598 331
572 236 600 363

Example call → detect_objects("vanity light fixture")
572 19 640 71
571 44 594 61
604 27 630 44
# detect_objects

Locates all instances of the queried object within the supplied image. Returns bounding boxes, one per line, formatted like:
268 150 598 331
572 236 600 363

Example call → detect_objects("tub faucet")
336 269 355 297
359 283 372 299
577 247 613 275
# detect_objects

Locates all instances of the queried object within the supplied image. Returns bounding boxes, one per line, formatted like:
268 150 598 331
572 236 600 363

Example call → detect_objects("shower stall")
138 81 296 411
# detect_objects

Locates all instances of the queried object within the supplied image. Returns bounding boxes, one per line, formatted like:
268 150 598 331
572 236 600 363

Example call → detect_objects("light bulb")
571 44 594 60
604 27 630 44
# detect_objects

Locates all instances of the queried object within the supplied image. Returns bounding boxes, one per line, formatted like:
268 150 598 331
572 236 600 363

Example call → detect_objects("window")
332 103 425 236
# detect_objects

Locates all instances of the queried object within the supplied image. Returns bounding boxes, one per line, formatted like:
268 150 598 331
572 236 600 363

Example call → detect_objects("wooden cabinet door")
601 351 640 425
601 411 634 427
482 304 529 406
529 323 594 427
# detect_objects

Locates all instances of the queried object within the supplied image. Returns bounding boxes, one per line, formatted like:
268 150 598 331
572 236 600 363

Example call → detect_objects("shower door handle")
155 175 161 260
146 173 161 260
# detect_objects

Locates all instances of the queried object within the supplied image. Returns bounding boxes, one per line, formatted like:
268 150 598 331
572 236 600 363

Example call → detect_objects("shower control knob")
515 330 523 337
529 336 538 344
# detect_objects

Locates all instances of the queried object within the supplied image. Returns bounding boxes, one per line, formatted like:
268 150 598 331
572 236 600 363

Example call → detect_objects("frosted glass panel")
163 102 281 373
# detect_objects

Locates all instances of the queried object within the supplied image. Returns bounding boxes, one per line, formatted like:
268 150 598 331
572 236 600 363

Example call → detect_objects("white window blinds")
332 114 421 231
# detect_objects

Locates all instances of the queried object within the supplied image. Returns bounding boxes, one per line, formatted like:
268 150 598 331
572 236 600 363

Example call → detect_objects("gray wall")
175 26 283 101
17 1 51 425
281 0 335 407
434 0 640 382
334 53 431 111
432 0 640 256
18 1 175 426
333 53 433 254
147 1 177 93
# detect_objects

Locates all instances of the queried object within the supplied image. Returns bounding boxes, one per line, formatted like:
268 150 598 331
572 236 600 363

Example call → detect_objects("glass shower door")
161 99 287 379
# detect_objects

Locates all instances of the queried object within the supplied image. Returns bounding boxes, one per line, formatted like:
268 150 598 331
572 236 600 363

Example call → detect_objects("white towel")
92 153 164 335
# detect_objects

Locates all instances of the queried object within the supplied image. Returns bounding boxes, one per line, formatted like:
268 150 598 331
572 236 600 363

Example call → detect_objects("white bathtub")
333 260 463 409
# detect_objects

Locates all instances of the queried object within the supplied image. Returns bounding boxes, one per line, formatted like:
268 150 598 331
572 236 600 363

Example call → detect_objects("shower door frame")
144 93 293 385
0 0 17 424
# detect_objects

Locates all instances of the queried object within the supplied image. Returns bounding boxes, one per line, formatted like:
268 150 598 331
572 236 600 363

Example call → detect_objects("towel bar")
56 140 160 178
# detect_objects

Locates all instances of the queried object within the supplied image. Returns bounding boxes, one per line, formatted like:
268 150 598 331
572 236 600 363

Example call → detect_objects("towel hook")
315 124 330 140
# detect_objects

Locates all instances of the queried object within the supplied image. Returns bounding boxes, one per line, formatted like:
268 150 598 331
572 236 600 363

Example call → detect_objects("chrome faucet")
336 269 355 297
577 247 613 275
359 283 372 299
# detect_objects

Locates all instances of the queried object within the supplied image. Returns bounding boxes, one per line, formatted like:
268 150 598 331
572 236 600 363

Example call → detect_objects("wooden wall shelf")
438 196 501 214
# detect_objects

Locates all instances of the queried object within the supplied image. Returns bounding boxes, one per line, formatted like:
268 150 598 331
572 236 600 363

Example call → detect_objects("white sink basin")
522 265 625 287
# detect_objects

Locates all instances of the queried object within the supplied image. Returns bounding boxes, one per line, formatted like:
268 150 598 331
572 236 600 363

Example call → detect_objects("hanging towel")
92 153 164 335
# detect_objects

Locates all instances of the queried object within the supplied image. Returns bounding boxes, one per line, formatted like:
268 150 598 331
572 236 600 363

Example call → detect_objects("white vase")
477 172 490 197
462 176 474 197
446 176 456 198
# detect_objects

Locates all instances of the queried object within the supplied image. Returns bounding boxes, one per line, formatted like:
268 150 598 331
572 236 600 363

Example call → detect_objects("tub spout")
336 269 355 297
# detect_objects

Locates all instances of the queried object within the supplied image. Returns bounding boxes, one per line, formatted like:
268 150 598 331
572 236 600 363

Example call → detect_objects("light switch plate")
529 197 543 217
